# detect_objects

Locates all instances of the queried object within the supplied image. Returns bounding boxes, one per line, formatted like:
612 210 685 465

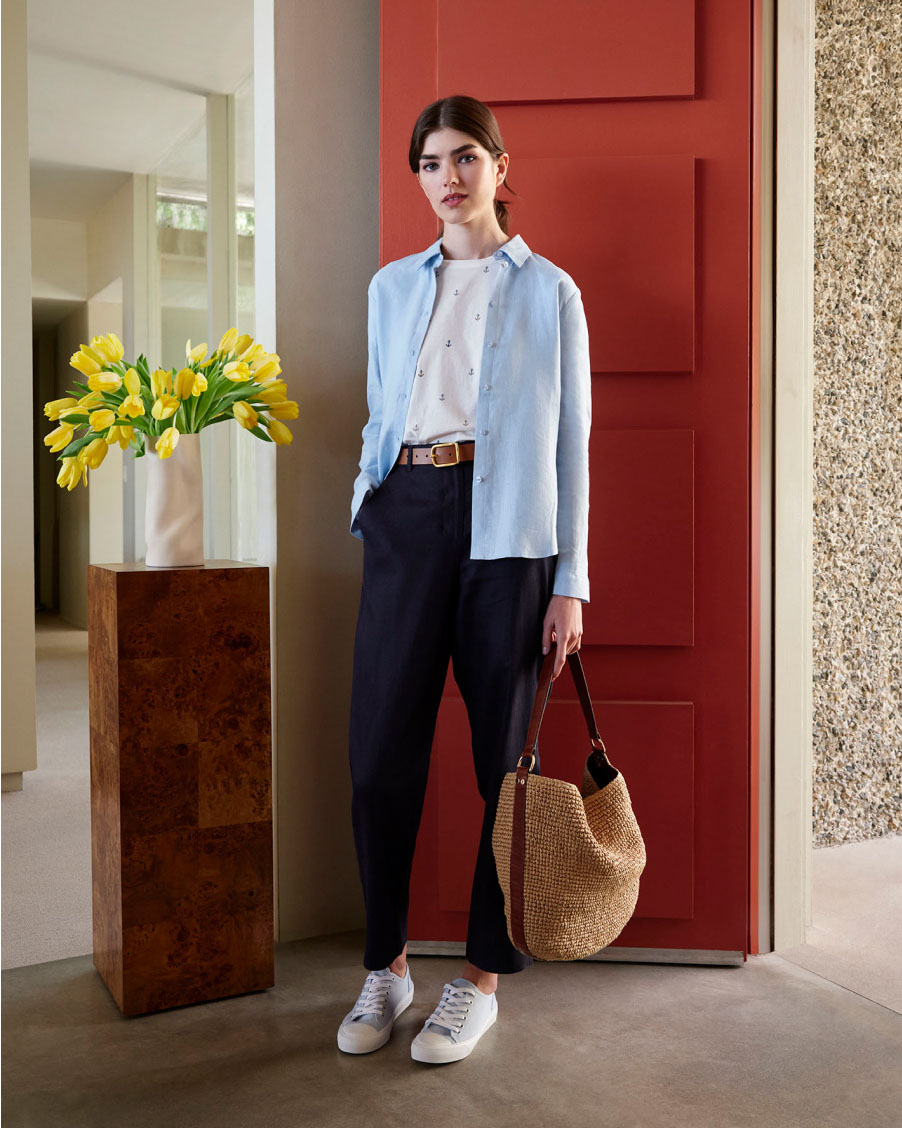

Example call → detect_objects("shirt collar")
416 232 531 270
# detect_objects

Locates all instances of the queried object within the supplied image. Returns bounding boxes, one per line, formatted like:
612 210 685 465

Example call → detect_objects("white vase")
145 433 205 568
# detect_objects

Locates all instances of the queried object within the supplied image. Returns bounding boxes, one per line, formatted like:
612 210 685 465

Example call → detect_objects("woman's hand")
541 595 584 679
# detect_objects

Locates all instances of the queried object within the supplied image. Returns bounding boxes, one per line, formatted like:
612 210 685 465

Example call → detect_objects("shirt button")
483 384 491 391
476 475 483 482
481 429 488 435
489 301 494 307
489 341 496 348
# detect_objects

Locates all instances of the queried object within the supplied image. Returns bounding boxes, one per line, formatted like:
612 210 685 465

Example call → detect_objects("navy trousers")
348 447 556 974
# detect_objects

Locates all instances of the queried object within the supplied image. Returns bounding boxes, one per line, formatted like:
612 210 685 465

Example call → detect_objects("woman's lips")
443 194 467 206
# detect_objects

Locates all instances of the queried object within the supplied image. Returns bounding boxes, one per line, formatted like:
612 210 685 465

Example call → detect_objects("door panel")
382 0 758 959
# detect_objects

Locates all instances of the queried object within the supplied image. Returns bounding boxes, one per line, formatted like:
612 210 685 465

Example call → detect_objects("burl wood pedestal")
87 561 274 1016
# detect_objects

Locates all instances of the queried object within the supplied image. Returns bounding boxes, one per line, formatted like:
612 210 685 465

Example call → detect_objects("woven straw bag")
492 644 646 961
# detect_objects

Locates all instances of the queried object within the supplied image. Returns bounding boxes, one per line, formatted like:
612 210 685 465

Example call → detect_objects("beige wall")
813 0 901 844
2 0 37 784
31 217 88 300
273 0 379 940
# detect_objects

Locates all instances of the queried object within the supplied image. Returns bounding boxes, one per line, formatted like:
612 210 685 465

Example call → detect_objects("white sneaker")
337 966 415 1054
410 977 498 1064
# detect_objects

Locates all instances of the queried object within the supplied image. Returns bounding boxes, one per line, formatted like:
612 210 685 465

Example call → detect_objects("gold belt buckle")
430 441 461 467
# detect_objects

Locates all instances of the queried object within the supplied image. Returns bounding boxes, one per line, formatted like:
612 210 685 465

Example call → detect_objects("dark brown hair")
408 95 519 235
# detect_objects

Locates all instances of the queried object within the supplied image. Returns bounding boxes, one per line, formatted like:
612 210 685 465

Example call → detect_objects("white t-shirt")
402 254 503 444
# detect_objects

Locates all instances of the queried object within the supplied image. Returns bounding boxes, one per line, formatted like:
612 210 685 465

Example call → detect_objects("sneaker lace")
350 971 395 1018
425 982 476 1034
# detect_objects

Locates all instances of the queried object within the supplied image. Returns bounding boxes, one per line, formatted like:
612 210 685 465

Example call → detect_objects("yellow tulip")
107 424 135 449
152 395 180 420
174 367 196 400
44 397 78 420
81 343 107 367
44 422 75 453
123 367 141 396
234 334 254 357
252 360 281 383
151 368 172 398
267 399 298 420
70 349 103 376
240 343 266 366
56 457 73 487
81 437 108 470
92 333 124 364
77 390 106 410
255 380 288 404
87 370 122 394
233 401 258 430
120 394 145 418
186 339 208 364
251 350 280 370
267 418 293 446
218 327 239 355
89 409 116 431
222 360 250 382
192 372 208 396
57 456 85 490
156 426 180 458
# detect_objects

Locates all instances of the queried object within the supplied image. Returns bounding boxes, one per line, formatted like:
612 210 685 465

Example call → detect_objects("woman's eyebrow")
419 144 476 161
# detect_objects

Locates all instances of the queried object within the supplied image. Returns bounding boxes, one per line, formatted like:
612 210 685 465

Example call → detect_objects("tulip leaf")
61 414 90 425
249 425 274 442
59 434 97 458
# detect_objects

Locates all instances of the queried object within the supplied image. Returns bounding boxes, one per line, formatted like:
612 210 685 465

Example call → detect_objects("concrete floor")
3 615 901 1126
3 928 902 1128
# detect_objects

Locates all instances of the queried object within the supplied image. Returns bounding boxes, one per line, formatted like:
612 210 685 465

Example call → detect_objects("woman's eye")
422 155 476 172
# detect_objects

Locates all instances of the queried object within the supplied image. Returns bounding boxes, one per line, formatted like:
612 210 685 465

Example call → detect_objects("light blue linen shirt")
349 232 591 602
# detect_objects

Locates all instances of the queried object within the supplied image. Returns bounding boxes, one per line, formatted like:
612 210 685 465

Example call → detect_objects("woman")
338 94 591 1065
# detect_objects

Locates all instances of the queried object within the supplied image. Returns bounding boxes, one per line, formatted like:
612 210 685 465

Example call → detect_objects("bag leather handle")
520 643 607 768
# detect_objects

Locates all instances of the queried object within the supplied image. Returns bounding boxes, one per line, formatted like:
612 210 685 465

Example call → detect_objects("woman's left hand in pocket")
541 595 583 679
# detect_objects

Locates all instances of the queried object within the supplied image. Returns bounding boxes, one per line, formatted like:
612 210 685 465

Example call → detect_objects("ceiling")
27 0 254 222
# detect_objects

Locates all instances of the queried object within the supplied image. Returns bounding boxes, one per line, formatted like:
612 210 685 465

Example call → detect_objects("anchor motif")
438 393 445 401
445 339 452 348
482 265 490 273
468 368 474 375
417 368 424 377
475 313 481 320
453 288 460 295
463 418 468 426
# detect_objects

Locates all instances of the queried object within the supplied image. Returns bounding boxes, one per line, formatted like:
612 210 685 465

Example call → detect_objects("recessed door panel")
437 0 696 102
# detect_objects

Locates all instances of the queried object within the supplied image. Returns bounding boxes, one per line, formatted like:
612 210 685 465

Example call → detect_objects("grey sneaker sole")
337 982 415 1054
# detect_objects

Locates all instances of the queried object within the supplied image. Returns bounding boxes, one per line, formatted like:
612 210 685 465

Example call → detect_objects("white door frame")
771 0 815 950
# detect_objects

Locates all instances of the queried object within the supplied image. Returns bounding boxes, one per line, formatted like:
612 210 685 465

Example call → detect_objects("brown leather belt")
394 440 476 467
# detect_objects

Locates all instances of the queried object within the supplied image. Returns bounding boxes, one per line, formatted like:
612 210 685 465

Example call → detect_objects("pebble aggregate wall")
813 1 901 844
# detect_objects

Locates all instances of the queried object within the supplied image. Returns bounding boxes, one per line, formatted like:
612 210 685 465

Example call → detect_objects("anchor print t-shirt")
401 253 502 444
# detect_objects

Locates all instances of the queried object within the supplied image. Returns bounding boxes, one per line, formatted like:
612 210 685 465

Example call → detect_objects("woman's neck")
440 226 512 261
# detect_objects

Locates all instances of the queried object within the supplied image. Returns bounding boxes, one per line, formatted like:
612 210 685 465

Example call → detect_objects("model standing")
339 94 591 1064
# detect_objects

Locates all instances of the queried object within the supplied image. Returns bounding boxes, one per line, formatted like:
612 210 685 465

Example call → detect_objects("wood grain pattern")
88 561 274 1016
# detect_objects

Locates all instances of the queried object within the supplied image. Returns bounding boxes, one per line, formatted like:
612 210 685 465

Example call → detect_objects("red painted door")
381 0 762 960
